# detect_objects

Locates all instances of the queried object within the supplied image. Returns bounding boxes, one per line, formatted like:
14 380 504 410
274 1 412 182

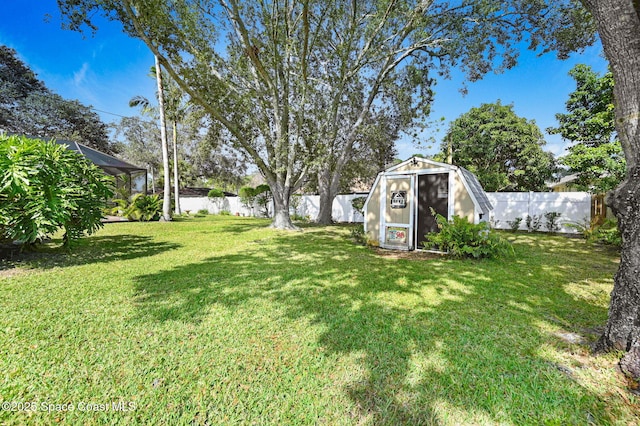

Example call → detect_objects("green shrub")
207 188 224 199
133 194 162 221
255 184 271 217
219 210 231 216
110 194 161 222
507 217 523 232
568 217 621 247
424 211 513 259
350 224 366 245
565 217 595 239
594 219 622 246
291 213 308 222
290 194 301 214
526 214 542 232
197 209 209 215
350 196 367 212
544 211 562 233
0 135 113 248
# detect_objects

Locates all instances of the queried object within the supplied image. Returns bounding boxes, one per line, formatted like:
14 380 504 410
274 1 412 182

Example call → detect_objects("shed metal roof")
459 167 493 215
363 156 493 215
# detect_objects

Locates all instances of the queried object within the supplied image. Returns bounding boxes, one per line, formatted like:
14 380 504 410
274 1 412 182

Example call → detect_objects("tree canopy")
57 0 596 228
0 45 114 154
548 64 615 144
548 64 624 192
441 101 556 192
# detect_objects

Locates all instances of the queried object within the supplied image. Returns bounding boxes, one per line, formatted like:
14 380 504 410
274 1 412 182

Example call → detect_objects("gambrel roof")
365 157 493 215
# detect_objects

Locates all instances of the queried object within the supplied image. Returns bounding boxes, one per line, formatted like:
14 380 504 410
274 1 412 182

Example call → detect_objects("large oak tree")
55 0 640 381
56 0 593 228
579 0 640 381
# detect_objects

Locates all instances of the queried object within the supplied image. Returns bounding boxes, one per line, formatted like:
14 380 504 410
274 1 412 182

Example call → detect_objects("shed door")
417 173 449 248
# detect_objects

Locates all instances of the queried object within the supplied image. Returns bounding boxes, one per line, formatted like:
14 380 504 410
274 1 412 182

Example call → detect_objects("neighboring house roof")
548 173 579 189
54 139 146 176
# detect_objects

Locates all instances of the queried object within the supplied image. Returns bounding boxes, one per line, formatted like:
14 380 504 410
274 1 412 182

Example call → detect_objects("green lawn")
1 216 638 425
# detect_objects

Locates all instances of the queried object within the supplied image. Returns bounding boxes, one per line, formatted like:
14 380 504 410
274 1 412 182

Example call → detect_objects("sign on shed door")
416 173 449 248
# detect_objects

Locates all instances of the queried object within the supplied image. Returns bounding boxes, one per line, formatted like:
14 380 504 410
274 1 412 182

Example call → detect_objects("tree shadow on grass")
0 234 181 271
131 228 622 424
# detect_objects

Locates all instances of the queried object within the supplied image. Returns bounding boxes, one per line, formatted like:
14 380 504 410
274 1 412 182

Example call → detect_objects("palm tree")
130 58 191 218
162 77 191 216
154 55 172 221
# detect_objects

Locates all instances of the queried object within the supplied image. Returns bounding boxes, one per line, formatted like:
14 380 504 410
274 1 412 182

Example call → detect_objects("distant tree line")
0 45 114 154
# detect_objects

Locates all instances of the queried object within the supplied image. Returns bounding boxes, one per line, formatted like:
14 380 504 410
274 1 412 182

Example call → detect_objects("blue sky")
1 1 609 160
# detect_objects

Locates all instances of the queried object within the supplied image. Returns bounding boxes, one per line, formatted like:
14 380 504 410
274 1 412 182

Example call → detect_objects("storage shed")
363 157 493 250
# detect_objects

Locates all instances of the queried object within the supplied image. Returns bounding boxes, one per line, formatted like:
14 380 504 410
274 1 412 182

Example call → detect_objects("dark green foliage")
507 217 523 232
350 196 367 212
442 101 556 192
133 194 162 222
207 188 225 199
561 141 625 193
0 134 113 248
110 193 161 222
197 209 209 215
548 64 615 145
255 184 270 194
547 64 625 192
290 213 309 222
424 212 513 259
567 217 621 247
544 212 562 233
526 214 543 232
0 46 114 154
593 219 622 247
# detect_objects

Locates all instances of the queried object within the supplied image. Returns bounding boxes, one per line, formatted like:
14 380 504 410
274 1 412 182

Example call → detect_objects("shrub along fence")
179 191 592 233
487 192 592 233
179 193 368 222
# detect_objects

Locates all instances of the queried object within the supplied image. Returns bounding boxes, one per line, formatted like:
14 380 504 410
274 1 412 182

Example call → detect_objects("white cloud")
73 62 90 86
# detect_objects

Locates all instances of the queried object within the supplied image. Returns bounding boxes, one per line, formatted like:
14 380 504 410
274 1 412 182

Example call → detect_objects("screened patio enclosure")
54 139 147 196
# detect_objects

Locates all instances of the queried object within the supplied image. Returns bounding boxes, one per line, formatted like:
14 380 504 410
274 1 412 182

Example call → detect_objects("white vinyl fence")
179 193 367 222
487 192 591 233
180 191 592 233
294 193 367 222
180 196 252 216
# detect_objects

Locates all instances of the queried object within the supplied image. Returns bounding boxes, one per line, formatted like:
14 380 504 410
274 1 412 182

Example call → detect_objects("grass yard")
0 215 638 425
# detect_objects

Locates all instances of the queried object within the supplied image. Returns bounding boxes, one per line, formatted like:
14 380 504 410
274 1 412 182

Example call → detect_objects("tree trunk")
316 167 339 225
149 166 155 194
155 55 172 222
596 167 640 368
172 121 181 215
266 179 299 230
582 0 640 380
